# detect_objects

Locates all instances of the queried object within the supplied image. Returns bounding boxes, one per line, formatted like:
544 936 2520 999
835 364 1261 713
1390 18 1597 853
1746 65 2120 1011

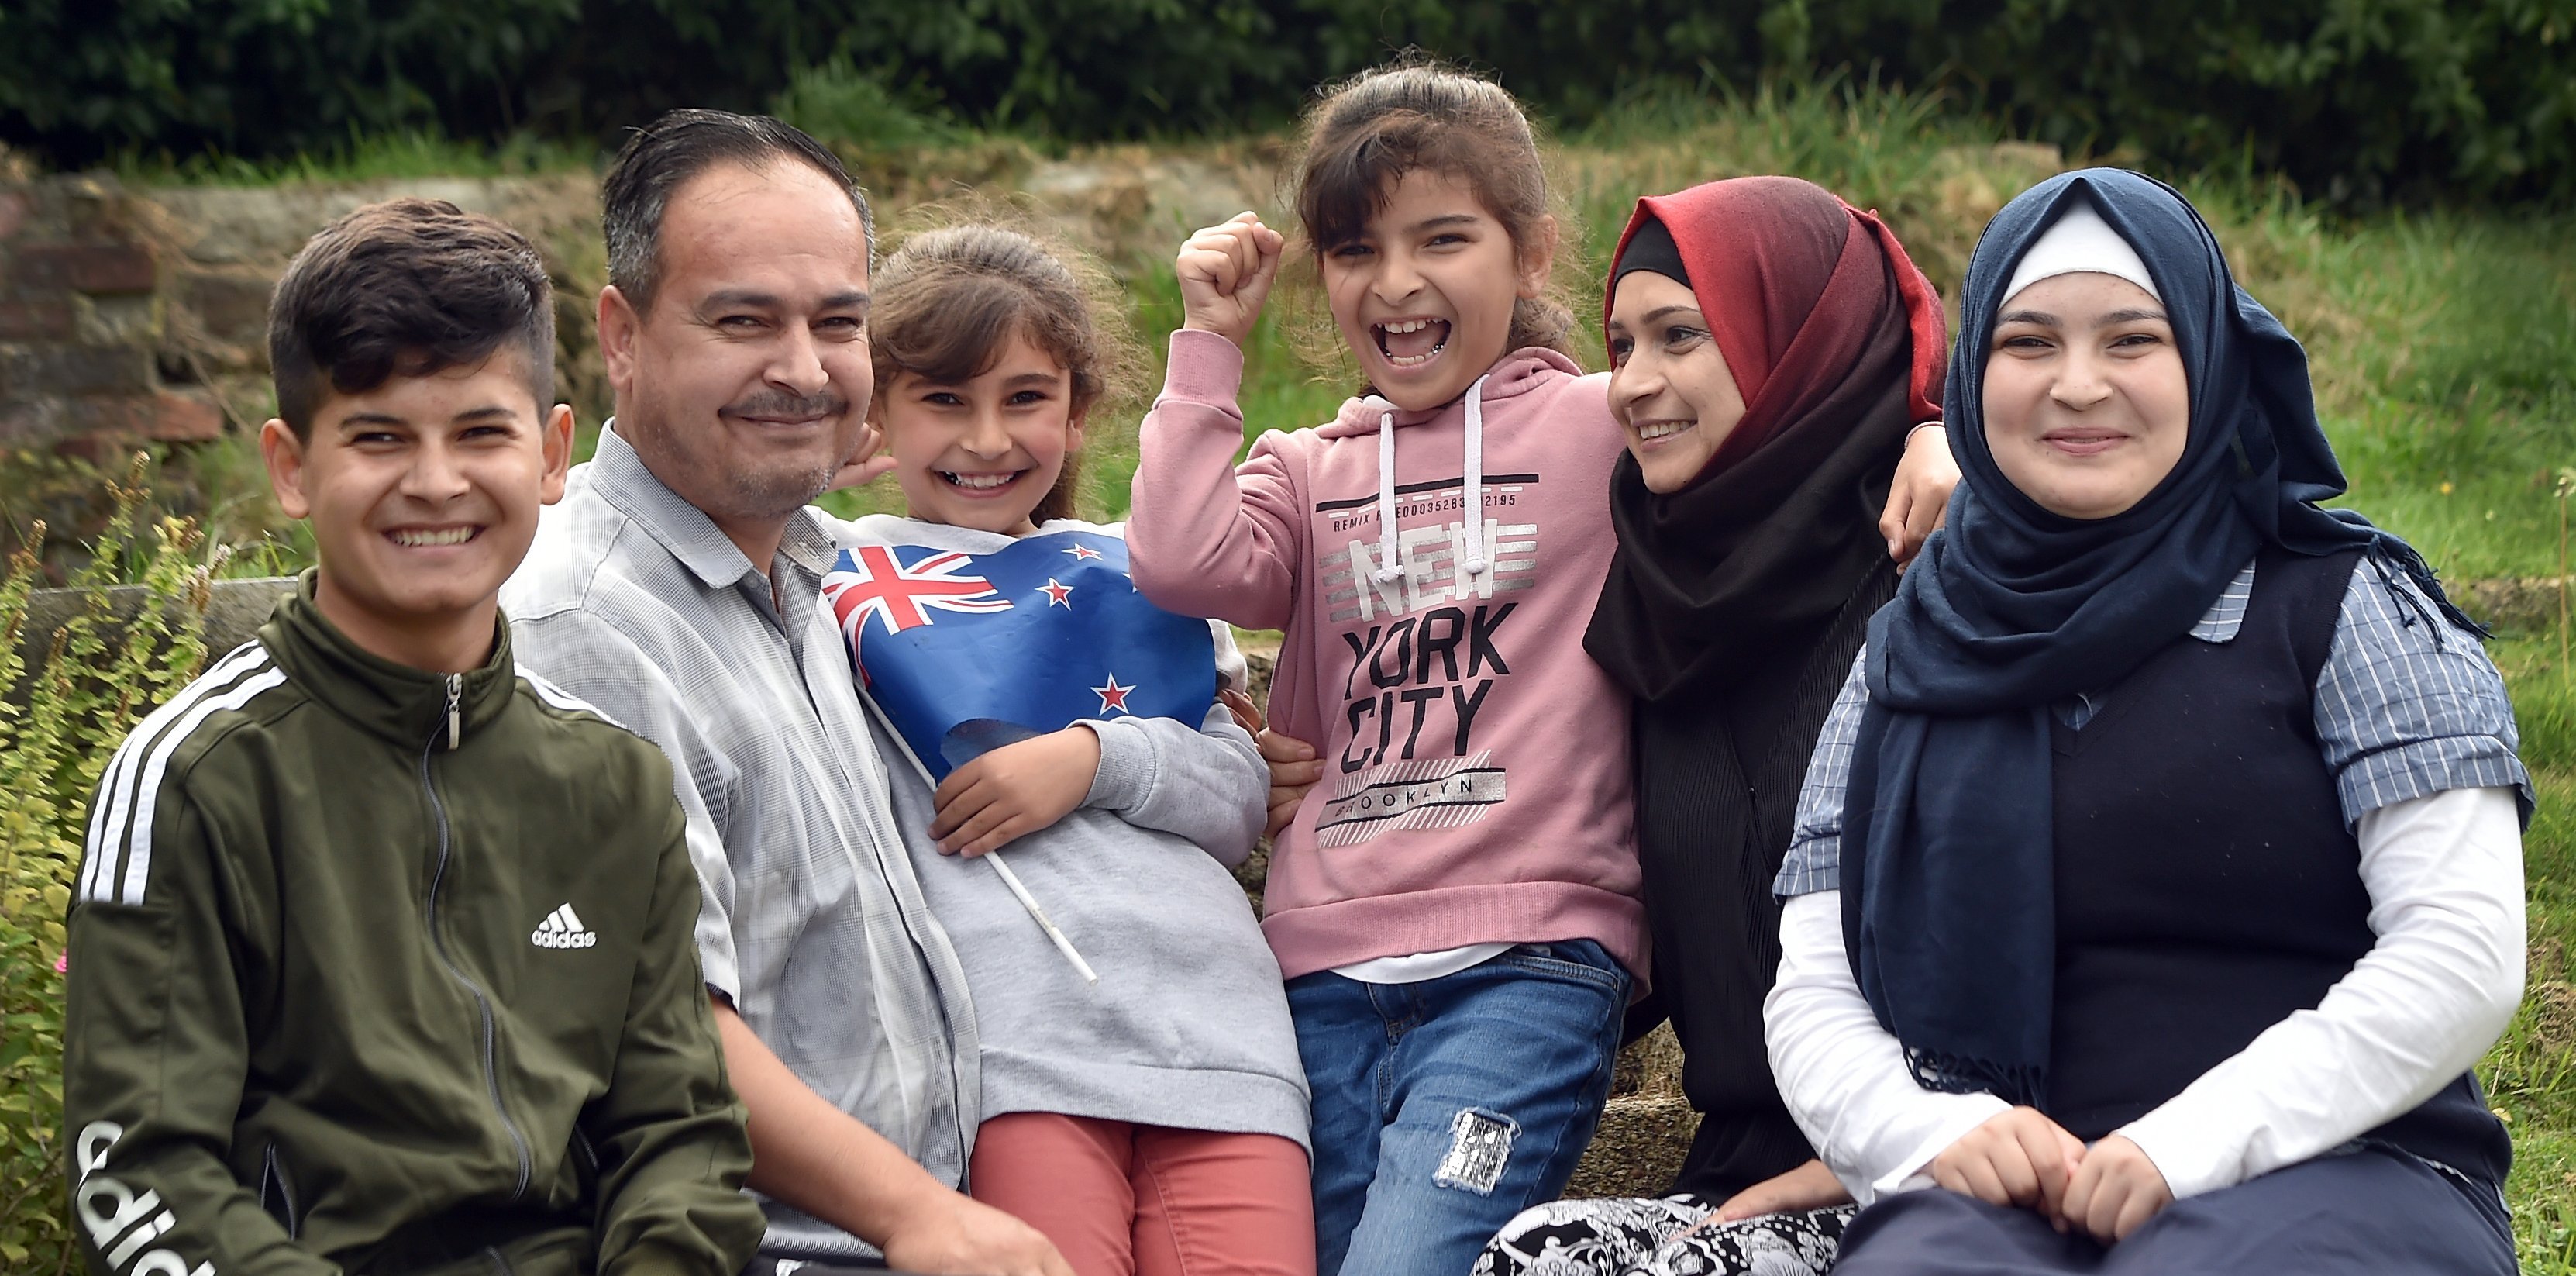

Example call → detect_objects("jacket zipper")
421 672 532 1201
259 1141 301 1239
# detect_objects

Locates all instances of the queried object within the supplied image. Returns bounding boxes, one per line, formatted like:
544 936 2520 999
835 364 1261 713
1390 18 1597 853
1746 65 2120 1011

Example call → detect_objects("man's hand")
1878 424 1960 567
881 1192 1074 1276
711 1001 1065 1273
1215 690 1314 838
1708 1157 1852 1225
1176 212 1286 350
825 415 899 493
930 727 1102 856
1255 729 1321 839
1930 1106 2085 1219
2059 1135 2172 1244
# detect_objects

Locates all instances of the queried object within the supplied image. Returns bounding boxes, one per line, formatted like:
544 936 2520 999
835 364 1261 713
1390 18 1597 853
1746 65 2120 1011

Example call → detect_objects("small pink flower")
54 949 68 974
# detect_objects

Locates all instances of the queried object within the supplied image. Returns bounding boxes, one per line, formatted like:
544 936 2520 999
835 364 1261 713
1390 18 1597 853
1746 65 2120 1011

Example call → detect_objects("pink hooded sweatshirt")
1128 329 1646 983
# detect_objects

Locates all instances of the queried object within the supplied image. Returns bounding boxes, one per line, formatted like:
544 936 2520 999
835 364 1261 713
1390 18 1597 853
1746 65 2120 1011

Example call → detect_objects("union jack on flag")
823 530 1219 779
823 544 1015 657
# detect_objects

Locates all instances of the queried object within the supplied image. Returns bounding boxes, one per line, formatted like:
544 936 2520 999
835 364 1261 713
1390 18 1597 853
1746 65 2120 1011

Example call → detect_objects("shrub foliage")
2 0 2570 204
0 461 215 1273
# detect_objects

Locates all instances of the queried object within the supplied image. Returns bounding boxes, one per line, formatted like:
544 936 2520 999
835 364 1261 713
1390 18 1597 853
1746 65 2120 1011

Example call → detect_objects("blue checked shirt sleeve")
1775 648 1872 898
2315 560 2534 827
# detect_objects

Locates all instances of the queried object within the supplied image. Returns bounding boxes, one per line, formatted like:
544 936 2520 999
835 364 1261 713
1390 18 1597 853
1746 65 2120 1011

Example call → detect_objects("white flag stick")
861 693 1099 985
980 850 1098 985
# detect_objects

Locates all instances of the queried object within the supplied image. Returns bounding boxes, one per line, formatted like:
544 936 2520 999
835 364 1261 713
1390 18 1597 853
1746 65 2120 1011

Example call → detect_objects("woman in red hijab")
1472 177 1951 1276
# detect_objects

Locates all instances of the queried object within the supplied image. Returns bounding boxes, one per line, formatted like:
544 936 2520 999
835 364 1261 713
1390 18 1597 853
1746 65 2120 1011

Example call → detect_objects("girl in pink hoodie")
1127 61 1644 1276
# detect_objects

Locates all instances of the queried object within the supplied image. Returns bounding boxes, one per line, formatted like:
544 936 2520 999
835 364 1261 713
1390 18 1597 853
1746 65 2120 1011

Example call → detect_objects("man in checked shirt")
504 109 1073 1276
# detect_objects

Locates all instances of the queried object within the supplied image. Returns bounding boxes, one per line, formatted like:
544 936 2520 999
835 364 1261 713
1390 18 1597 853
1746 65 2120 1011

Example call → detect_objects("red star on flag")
1092 674 1135 714
1063 543 1104 561
1040 578 1075 607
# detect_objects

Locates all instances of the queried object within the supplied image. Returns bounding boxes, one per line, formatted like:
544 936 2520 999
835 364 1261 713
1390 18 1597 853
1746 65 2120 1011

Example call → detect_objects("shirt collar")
2189 558 2259 643
777 505 838 579
589 420 835 589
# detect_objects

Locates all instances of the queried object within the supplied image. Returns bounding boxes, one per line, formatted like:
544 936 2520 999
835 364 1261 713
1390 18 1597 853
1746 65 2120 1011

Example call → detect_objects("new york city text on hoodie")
1129 328 1646 984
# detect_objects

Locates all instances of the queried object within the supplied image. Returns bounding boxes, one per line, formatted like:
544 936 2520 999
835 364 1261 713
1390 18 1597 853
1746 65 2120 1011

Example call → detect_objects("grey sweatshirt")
832 515 1310 1151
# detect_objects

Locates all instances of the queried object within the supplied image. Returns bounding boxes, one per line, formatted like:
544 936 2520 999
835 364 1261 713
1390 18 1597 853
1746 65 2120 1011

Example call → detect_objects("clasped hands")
1931 1107 2173 1244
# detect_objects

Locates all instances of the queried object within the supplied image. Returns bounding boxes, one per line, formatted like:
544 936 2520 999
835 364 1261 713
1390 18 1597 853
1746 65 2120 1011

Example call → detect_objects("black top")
2046 545 2509 1184
1631 557 1897 1200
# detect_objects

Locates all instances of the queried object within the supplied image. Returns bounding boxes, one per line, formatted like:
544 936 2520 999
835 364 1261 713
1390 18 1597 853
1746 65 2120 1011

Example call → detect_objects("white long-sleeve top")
1765 784 2525 1204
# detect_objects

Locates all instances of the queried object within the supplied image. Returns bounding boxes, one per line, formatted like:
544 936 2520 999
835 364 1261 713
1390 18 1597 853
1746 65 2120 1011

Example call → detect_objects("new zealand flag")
823 529 1219 779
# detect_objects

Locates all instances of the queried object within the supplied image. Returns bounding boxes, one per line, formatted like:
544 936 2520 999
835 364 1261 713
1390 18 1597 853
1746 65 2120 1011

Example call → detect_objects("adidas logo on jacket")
532 902 600 948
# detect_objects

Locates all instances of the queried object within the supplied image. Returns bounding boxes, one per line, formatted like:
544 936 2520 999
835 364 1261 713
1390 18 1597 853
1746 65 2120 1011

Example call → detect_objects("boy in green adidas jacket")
61 198 766 1276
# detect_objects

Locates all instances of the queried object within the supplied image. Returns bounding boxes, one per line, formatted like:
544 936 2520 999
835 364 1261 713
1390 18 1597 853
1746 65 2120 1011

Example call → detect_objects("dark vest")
2047 545 2509 1185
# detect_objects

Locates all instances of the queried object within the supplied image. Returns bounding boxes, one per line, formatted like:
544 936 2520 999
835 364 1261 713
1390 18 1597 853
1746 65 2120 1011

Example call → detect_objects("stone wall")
0 171 607 453
0 150 1274 457
9 577 291 695
0 175 225 447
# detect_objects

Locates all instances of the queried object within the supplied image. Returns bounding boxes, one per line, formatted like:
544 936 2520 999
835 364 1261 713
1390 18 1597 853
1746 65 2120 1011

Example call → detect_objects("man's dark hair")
267 197 555 440
601 109 874 316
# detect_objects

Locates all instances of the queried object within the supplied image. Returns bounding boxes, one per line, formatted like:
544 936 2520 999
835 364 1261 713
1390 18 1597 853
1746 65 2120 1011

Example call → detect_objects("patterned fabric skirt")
1472 1193 1855 1276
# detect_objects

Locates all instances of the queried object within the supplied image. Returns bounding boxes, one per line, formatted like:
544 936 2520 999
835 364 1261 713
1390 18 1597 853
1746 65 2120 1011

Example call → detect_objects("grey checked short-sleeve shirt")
1776 556 2532 897
503 425 976 1263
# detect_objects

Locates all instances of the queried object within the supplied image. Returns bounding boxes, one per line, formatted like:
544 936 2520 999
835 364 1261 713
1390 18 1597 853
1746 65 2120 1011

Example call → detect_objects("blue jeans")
1289 940 1631 1276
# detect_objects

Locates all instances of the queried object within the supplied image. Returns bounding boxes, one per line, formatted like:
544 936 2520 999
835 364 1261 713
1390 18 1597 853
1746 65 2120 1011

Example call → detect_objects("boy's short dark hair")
267 198 555 440
601 109 873 316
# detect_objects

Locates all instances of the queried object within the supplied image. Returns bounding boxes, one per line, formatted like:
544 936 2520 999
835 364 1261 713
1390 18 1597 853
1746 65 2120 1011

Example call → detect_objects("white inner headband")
2001 201 2161 307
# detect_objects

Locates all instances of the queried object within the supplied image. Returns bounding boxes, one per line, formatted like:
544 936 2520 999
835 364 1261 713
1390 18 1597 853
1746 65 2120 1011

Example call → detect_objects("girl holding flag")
821 222 1314 1276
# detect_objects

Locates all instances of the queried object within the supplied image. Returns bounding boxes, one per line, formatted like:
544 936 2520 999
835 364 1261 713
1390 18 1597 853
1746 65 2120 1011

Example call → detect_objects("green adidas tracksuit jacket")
63 575 765 1276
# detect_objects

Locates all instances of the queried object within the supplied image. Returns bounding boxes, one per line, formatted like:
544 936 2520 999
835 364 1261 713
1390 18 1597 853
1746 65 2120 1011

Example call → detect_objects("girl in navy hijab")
1764 168 2529 1274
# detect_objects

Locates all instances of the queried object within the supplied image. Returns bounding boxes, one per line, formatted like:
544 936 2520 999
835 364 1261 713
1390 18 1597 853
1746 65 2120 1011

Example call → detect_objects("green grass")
108 128 591 188
2315 214 2576 581
2481 647 2576 1272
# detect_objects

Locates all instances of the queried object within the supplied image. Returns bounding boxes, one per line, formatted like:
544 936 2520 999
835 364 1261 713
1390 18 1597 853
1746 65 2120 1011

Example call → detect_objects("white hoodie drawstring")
1461 375 1489 577
1368 378 1492 585
1370 398 1402 583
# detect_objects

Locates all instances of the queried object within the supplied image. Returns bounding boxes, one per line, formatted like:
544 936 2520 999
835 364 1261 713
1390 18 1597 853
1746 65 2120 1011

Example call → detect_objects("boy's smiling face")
261 347 573 672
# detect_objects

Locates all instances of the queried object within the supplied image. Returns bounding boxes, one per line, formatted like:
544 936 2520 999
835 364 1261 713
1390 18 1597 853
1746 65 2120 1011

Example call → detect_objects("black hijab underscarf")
1586 178 1947 702
1611 216 1689 290
1842 167 2476 1105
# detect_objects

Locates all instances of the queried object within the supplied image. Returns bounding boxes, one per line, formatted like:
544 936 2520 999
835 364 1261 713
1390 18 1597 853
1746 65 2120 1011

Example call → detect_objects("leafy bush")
0 461 216 1273
770 56 967 153
0 0 584 167
3 0 2569 205
2 441 308 586
1787 0 2576 208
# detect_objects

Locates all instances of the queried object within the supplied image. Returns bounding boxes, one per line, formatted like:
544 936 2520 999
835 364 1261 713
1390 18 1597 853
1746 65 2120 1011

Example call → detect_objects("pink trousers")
970 1112 1317 1276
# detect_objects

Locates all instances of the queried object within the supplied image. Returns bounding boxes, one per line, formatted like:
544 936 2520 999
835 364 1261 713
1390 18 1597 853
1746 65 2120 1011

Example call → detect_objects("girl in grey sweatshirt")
821 224 1313 1276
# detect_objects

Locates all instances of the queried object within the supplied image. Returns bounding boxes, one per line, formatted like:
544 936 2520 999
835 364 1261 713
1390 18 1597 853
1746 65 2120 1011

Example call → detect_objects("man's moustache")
721 394 848 419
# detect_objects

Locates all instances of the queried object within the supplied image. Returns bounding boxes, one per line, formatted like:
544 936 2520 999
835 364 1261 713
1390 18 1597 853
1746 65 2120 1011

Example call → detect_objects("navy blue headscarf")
1840 168 2474 1106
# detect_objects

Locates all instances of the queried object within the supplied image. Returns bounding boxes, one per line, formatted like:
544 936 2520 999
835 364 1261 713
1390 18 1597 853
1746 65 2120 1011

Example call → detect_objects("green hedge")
2 1 2570 201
